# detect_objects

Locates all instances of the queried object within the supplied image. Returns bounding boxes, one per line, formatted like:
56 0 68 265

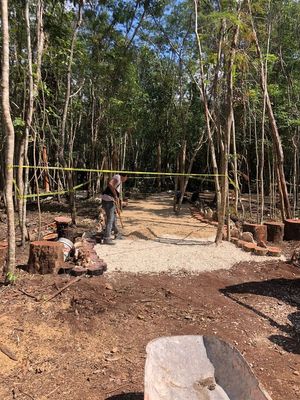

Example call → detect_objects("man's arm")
108 177 119 199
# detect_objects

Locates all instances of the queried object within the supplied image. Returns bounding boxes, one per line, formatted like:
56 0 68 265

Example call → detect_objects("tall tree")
1 0 16 278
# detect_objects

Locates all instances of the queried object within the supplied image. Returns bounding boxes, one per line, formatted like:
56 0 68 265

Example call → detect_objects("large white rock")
144 336 272 400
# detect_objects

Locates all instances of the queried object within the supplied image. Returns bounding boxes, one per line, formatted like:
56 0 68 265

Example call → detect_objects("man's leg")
112 212 119 236
102 200 115 241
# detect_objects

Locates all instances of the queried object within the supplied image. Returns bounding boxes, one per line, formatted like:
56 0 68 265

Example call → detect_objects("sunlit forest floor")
0 193 299 400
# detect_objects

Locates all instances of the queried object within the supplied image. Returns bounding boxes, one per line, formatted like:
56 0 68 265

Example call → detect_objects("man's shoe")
103 238 116 245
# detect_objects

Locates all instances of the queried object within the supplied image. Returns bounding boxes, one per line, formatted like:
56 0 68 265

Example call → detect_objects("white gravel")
95 236 284 274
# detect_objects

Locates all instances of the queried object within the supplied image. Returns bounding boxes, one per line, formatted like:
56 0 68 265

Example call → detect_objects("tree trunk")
60 4 83 224
216 5 241 243
157 141 162 191
193 0 221 213
248 0 291 220
42 145 50 192
19 0 44 246
1 0 16 278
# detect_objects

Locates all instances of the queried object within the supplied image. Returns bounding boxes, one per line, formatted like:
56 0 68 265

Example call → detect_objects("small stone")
293 371 299 376
241 231 255 243
105 283 113 290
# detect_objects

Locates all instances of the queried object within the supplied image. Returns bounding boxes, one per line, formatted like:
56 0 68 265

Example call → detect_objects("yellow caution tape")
14 180 91 200
11 165 237 198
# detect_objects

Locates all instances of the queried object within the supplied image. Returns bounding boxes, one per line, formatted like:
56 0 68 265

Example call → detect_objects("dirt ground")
0 193 299 400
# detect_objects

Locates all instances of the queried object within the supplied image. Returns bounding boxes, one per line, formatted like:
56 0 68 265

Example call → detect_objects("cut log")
254 246 268 256
28 241 64 274
267 246 281 257
243 223 267 243
242 243 256 253
284 219 300 241
237 240 247 248
264 222 284 243
43 232 58 241
87 263 107 276
54 216 72 238
230 237 239 245
71 266 87 276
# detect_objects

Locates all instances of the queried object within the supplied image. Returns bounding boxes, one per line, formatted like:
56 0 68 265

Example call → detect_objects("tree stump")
54 216 72 238
242 242 256 253
267 246 281 257
243 223 267 243
254 246 268 256
284 219 300 241
28 241 64 274
264 222 284 243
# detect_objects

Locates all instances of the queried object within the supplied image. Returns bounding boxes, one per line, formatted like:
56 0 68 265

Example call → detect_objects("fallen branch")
0 343 18 361
17 288 39 301
43 277 81 303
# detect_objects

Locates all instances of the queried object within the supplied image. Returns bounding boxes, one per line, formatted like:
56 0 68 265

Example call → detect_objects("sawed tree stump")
242 223 267 243
264 222 284 243
54 216 72 238
284 219 300 241
28 241 64 274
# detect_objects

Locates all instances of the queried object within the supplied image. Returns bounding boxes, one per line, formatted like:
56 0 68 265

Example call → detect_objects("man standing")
102 172 128 244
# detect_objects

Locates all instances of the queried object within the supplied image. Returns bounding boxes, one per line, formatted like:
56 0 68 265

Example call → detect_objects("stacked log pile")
27 215 108 276
231 224 281 256
73 237 107 276
191 207 282 257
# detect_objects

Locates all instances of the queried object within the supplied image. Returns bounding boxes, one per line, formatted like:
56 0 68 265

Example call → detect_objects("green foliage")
3 0 300 200
6 272 17 285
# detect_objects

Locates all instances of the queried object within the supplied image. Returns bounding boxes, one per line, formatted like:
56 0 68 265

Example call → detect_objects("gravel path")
95 236 284 274
95 194 284 274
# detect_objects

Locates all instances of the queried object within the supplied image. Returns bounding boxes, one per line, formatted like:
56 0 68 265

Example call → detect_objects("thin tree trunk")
259 0 271 223
1 0 16 278
176 134 205 214
19 0 44 246
232 116 239 214
42 145 50 192
193 0 221 211
254 112 260 222
157 141 162 191
59 4 83 224
248 0 291 220
216 3 241 243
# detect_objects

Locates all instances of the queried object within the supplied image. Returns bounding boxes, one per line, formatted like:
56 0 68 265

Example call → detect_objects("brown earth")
0 194 299 400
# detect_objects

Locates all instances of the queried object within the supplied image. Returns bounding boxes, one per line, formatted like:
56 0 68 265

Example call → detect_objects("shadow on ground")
221 278 300 354
106 393 143 400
